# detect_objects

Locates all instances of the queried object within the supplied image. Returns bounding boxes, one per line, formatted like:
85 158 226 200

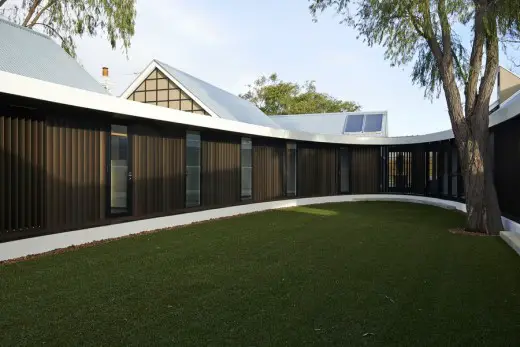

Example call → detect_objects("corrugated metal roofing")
271 112 388 136
155 60 281 128
0 17 108 94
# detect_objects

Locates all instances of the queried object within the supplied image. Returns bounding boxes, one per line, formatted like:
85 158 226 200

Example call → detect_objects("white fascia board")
1 70 520 146
119 60 220 119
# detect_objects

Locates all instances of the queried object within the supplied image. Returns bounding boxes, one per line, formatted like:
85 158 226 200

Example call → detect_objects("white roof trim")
119 60 221 119
2 70 520 146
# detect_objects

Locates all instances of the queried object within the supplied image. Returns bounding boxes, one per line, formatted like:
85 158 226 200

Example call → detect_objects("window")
186 131 201 207
110 125 129 214
363 114 383 132
388 151 412 190
344 114 364 132
287 143 297 196
339 147 349 193
241 138 253 199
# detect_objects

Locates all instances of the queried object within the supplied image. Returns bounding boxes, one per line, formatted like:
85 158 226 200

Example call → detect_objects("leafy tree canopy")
0 0 136 58
308 0 520 233
309 0 520 100
240 73 360 115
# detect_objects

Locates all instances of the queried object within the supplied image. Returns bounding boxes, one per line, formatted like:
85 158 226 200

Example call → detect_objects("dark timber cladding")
0 104 45 238
132 120 185 217
3 92 520 242
350 146 381 194
201 131 241 207
494 118 520 221
297 142 338 197
253 137 285 202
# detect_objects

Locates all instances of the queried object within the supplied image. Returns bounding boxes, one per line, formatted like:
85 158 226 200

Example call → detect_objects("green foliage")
309 0 520 99
240 73 360 115
0 0 136 58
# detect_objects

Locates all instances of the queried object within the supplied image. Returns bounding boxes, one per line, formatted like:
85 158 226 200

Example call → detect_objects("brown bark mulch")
448 228 497 236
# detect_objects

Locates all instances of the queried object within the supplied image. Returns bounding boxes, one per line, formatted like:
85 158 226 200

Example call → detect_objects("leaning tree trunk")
459 107 503 235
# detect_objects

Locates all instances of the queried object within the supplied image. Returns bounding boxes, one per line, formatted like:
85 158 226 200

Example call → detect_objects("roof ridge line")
0 16 51 40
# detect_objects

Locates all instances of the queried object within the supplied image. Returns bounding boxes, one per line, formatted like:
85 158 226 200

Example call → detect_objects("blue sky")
75 0 505 136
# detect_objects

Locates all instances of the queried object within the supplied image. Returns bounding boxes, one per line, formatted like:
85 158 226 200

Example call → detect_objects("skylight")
363 114 384 132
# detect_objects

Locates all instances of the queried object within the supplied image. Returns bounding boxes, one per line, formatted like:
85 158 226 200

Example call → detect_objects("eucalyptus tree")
0 0 136 58
310 0 520 234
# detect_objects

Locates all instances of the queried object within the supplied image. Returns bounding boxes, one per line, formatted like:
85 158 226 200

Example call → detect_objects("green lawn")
1 202 520 346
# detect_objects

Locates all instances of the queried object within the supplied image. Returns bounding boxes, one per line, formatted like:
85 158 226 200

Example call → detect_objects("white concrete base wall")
1 194 519 261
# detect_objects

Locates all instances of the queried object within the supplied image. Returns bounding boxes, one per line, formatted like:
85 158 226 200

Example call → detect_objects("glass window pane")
344 114 364 132
241 138 253 198
110 125 128 214
363 114 383 132
340 148 349 193
186 131 201 207
287 143 297 195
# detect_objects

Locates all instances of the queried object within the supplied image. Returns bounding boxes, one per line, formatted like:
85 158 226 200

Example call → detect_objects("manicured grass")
1 202 520 346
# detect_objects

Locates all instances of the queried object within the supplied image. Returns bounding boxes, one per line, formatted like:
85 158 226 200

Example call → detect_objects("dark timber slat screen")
201 132 241 207
253 138 285 202
297 143 338 197
0 107 45 237
494 119 520 221
351 146 380 194
132 122 185 217
44 113 107 234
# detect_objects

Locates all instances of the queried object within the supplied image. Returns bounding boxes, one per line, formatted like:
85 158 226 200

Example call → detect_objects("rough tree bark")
425 0 504 234
458 113 503 234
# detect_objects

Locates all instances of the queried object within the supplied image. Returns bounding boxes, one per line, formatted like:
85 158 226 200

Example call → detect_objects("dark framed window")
388 151 412 192
241 138 253 199
109 124 131 216
186 131 201 207
287 143 297 196
339 147 350 193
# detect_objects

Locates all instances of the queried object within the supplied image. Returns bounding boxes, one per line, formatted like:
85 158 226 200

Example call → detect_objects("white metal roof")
271 111 388 136
0 17 108 94
121 60 281 128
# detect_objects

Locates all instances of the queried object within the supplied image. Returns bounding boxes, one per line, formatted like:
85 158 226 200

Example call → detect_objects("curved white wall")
1 194 519 262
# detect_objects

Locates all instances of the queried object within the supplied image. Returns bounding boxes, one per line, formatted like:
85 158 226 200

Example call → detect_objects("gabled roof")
120 60 281 128
271 111 388 136
0 17 108 94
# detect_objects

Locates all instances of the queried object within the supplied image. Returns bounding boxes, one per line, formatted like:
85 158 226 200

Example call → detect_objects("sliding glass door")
186 131 201 207
109 124 132 216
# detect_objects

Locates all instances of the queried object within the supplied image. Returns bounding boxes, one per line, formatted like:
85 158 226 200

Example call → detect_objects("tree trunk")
460 108 503 235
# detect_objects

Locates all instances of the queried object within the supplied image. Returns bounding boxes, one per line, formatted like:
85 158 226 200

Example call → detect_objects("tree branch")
22 0 43 27
420 0 444 66
407 7 426 38
420 0 466 142
28 0 56 28
476 13 499 117
31 22 64 42
465 1 486 117
437 0 452 61
452 47 468 82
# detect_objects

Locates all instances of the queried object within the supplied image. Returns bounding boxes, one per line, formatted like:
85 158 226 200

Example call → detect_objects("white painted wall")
1 194 518 262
